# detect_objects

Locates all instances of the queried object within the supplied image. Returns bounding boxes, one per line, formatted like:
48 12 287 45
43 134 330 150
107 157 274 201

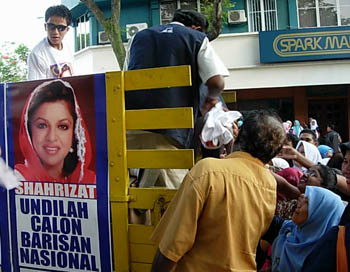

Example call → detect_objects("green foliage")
201 0 235 31
0 42 29 83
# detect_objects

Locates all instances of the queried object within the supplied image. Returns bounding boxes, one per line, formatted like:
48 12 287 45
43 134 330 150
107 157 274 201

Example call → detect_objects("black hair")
327 152 344 171
327 123 335 130
172 9 208 32
235 110 286 164
315 164 342 189
286 133 299 148
318 124 328 137
300 129 317 140
318 137 332 148
28 81 78 176
45 5 72 26
340 142 350 157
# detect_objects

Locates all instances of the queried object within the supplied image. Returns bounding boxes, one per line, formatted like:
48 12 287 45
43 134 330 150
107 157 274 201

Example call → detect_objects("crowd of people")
283 118 342 155
150 112 350 272
251 117 349 272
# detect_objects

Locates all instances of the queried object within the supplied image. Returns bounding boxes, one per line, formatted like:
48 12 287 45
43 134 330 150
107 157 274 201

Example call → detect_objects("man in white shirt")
27 5 73 80
125 9 229 189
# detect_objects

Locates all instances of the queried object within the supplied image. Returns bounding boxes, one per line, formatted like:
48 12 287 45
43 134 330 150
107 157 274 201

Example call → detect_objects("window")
247 0 278 32
160 0 201 25
76 14 90 51
298 0 350 28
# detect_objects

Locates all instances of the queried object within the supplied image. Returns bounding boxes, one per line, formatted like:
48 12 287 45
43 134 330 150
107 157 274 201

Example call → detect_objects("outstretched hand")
280 145 298 160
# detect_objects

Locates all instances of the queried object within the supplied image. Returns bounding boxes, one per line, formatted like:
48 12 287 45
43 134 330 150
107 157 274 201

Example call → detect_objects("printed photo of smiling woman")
14 79 96 184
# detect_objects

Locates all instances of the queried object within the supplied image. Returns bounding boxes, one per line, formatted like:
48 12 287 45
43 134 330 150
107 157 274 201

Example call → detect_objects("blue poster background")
0 82 12 272
1 74 112 272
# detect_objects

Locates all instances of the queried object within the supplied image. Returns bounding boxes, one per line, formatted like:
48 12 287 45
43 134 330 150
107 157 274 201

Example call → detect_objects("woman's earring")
69 147 74 153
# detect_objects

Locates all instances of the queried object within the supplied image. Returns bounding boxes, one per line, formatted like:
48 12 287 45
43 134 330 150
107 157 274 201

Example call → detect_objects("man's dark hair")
327 123 335 130
286 133 299 148
327 152 343 171
235 110 285 164
45 5 72 26
300 129 317 140
315 164 342 189
172 9 208 32
340 142 350 157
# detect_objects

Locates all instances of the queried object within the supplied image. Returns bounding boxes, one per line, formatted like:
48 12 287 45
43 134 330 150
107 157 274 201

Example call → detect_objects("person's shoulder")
191 157 221 174
14 165 27 181
132 26 156 40
137 25 159 34
82 169 96 184
189 154 255 178
30 38 49 55
188 157 229 181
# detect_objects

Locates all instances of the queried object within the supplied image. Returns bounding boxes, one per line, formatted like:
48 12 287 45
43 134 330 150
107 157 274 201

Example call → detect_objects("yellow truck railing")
105 65 194 272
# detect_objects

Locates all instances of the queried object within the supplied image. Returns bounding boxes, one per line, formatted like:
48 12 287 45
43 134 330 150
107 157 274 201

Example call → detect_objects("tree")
81 0 125 69
81 0 234 67
0 42 29 83
202 0 235 41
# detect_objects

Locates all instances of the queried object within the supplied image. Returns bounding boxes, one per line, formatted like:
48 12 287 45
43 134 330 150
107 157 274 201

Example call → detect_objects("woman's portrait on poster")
14 79 96 184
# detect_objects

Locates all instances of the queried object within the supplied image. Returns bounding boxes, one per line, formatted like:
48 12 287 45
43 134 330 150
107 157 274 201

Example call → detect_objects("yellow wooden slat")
127 149 194 169
106 71 129 194
126 107 193 130
130 243 158 263
129 187 177 209
129 224 155 244
222 91 237 103
124 65 192 91
111 203 129 271
105 71 130 272
131 262 152 272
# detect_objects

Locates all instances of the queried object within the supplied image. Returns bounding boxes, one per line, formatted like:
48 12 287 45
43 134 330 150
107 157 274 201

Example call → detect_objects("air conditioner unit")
98 31 110 44
126 23 148 40
228 10 247 24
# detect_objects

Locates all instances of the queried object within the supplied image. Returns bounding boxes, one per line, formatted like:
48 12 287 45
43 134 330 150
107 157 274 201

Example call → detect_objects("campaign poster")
2 74 112 272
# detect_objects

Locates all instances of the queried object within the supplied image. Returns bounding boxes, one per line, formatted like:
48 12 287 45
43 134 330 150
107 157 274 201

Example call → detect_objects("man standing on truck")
151 110 286 271
125 9 229 189
27 5 73 80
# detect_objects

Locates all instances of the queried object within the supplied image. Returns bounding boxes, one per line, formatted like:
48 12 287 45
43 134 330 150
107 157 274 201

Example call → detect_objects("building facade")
62 0 350 140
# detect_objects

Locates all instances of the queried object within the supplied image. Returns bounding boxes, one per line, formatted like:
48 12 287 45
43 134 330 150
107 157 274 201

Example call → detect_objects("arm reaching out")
281 145 316 169
201 75 225 115
271 171 300 199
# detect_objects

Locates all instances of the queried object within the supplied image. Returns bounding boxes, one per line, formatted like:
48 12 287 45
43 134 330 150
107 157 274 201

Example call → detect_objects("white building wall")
73 33 350 89
211 33 350 90
74 45 119 75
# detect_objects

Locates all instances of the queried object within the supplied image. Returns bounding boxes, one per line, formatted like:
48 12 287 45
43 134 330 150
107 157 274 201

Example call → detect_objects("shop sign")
259 26 350 63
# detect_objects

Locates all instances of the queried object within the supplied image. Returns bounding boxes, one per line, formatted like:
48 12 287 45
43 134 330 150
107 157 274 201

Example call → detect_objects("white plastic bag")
201 102 242 149
0 157 21 190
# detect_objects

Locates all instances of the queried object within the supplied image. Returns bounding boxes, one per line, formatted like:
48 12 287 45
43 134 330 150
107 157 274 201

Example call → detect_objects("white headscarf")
310 118 318 130
295 140 322 172
272 157 289 169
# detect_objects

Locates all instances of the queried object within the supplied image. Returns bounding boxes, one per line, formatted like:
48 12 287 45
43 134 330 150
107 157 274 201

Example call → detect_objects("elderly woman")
301 204 350 272
271 186 345 272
